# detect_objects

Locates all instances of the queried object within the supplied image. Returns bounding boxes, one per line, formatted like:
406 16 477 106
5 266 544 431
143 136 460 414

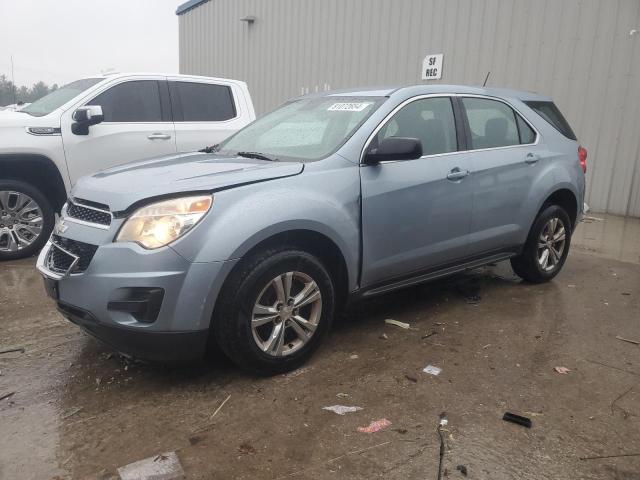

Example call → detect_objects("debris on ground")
0 391 15 402
0 347 25 355
502 412 532 428
456 464 468 476
357 418 392 433
483 344 491 349
582 216 603 223
554 366 571 374
117 451 184 480
405 374 418 383
422 331 437 339
436 413 448 480
323 405 363 415
350 354 359 359
621 292 631 296
423 365 442 376
210 394 231 420
524 411 544 417
336 393 350 398
238 442 257 455
385 319 410 329
616 336 640 346
61 407 83 420
379 333 388 340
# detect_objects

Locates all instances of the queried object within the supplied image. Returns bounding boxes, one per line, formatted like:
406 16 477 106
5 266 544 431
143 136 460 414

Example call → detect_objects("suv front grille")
66 199 111 227
49 235 99 274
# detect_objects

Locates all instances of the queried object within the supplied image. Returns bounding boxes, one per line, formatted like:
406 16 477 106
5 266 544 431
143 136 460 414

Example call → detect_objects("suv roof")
303 84 552 102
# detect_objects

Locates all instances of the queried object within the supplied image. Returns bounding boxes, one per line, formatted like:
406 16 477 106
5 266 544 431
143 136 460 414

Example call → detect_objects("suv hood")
72 152 304 212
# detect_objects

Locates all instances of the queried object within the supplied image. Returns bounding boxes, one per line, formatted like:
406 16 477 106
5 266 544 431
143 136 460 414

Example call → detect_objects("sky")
0 0 184 87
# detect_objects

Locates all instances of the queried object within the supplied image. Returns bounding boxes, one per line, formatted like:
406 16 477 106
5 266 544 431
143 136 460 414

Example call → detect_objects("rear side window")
462 97 520 149
376 97 458 156
524 101 576 140
87 81 162 122
170 82 236 121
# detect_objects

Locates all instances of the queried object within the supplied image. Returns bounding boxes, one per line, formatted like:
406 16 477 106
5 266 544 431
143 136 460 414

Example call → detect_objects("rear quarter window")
170 81 237 121
524 101 577 140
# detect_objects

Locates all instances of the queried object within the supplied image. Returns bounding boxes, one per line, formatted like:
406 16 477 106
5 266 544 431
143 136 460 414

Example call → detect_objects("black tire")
0 180 54 261
511 204 572 283
213 247 336 375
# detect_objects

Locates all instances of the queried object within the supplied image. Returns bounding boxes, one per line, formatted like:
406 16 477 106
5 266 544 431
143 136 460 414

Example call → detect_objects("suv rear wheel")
213 247 335 375
0 180 54 261
511 204 572 283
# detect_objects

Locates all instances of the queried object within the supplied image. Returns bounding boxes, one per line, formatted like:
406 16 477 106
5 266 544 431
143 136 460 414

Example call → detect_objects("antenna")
482 71 491 87
10 55 17 104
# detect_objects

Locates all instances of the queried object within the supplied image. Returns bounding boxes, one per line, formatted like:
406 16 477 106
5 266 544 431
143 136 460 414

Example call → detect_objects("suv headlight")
116 195 212 249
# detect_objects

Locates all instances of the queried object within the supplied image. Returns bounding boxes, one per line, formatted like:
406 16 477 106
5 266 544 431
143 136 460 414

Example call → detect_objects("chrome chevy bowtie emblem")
55 220 68 235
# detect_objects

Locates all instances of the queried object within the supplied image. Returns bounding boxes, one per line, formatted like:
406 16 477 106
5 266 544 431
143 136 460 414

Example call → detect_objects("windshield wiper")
199 144 220 153
237 151 277 162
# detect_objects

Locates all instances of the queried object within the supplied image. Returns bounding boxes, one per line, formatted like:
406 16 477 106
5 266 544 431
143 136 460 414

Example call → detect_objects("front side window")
374 97 458 156
170 82 236 121
218 97 384 161
87 80 162 122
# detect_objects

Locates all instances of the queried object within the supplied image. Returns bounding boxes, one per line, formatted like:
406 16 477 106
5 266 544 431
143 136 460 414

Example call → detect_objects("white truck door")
168 79 253 152
61 78 176 184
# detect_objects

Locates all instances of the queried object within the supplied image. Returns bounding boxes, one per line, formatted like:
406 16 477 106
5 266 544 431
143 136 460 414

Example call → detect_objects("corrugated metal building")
177 0 640 216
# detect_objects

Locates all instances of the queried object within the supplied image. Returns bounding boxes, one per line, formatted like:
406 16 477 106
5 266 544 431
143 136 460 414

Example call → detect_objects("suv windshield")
21 78 103 117
218 96 384 161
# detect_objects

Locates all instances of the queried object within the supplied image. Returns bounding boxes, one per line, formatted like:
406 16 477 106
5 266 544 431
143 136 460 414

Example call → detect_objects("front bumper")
37 234 238 363
57 301 209 363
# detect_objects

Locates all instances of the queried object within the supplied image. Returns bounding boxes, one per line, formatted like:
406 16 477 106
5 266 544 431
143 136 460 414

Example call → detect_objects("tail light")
578 146 587 174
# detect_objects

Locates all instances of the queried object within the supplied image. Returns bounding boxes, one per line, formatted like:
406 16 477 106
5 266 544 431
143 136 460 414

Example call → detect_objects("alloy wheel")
0 191 44 253
537 217 566 272
251 271 322 357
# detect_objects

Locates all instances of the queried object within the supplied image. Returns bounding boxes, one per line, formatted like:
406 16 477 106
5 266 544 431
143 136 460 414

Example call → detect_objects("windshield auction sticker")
328 102 372 112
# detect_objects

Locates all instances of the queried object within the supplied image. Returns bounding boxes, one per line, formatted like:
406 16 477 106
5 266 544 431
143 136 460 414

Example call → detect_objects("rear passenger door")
169 80 246 152
460 96 542 255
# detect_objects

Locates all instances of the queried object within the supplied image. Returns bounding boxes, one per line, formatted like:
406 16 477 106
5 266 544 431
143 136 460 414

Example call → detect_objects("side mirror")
71 105 104 135
363 137 423 164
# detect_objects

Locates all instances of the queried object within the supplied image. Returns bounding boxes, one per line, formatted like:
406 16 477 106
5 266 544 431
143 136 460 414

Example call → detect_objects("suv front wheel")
511 204 572 283
213 247 336 375
0 180 54 261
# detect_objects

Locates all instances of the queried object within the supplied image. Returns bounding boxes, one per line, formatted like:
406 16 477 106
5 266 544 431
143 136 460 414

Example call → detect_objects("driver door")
61 78 176 184
360 96 474 287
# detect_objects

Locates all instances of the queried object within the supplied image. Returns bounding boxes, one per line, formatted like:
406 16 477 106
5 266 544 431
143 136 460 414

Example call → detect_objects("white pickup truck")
0 73 256 260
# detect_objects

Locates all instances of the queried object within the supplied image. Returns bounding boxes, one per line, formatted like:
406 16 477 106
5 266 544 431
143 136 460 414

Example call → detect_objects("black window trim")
168 80 238 123
458 94 540 152
83 79 169 124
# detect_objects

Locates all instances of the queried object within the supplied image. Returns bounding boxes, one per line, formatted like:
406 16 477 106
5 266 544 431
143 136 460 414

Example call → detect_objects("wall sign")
422 53 443 80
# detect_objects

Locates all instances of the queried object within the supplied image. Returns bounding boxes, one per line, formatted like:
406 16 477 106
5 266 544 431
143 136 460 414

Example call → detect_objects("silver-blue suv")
37 85 587 374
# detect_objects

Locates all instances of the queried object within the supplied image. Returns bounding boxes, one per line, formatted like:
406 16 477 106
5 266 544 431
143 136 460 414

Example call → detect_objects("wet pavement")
1 214 639 479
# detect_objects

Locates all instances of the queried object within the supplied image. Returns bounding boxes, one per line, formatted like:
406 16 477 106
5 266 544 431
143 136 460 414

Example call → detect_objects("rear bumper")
57 301 209 363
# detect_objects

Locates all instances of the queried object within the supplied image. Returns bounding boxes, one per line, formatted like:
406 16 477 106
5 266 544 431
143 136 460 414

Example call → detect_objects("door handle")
147 133 171 140
446 167 469 181
525 153 539 164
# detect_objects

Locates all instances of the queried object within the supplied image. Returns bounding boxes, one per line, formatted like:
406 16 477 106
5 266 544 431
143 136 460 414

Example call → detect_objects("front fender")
170 165 362 290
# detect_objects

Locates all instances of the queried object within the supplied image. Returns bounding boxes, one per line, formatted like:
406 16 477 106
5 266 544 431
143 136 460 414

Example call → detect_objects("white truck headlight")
116 195 212 249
